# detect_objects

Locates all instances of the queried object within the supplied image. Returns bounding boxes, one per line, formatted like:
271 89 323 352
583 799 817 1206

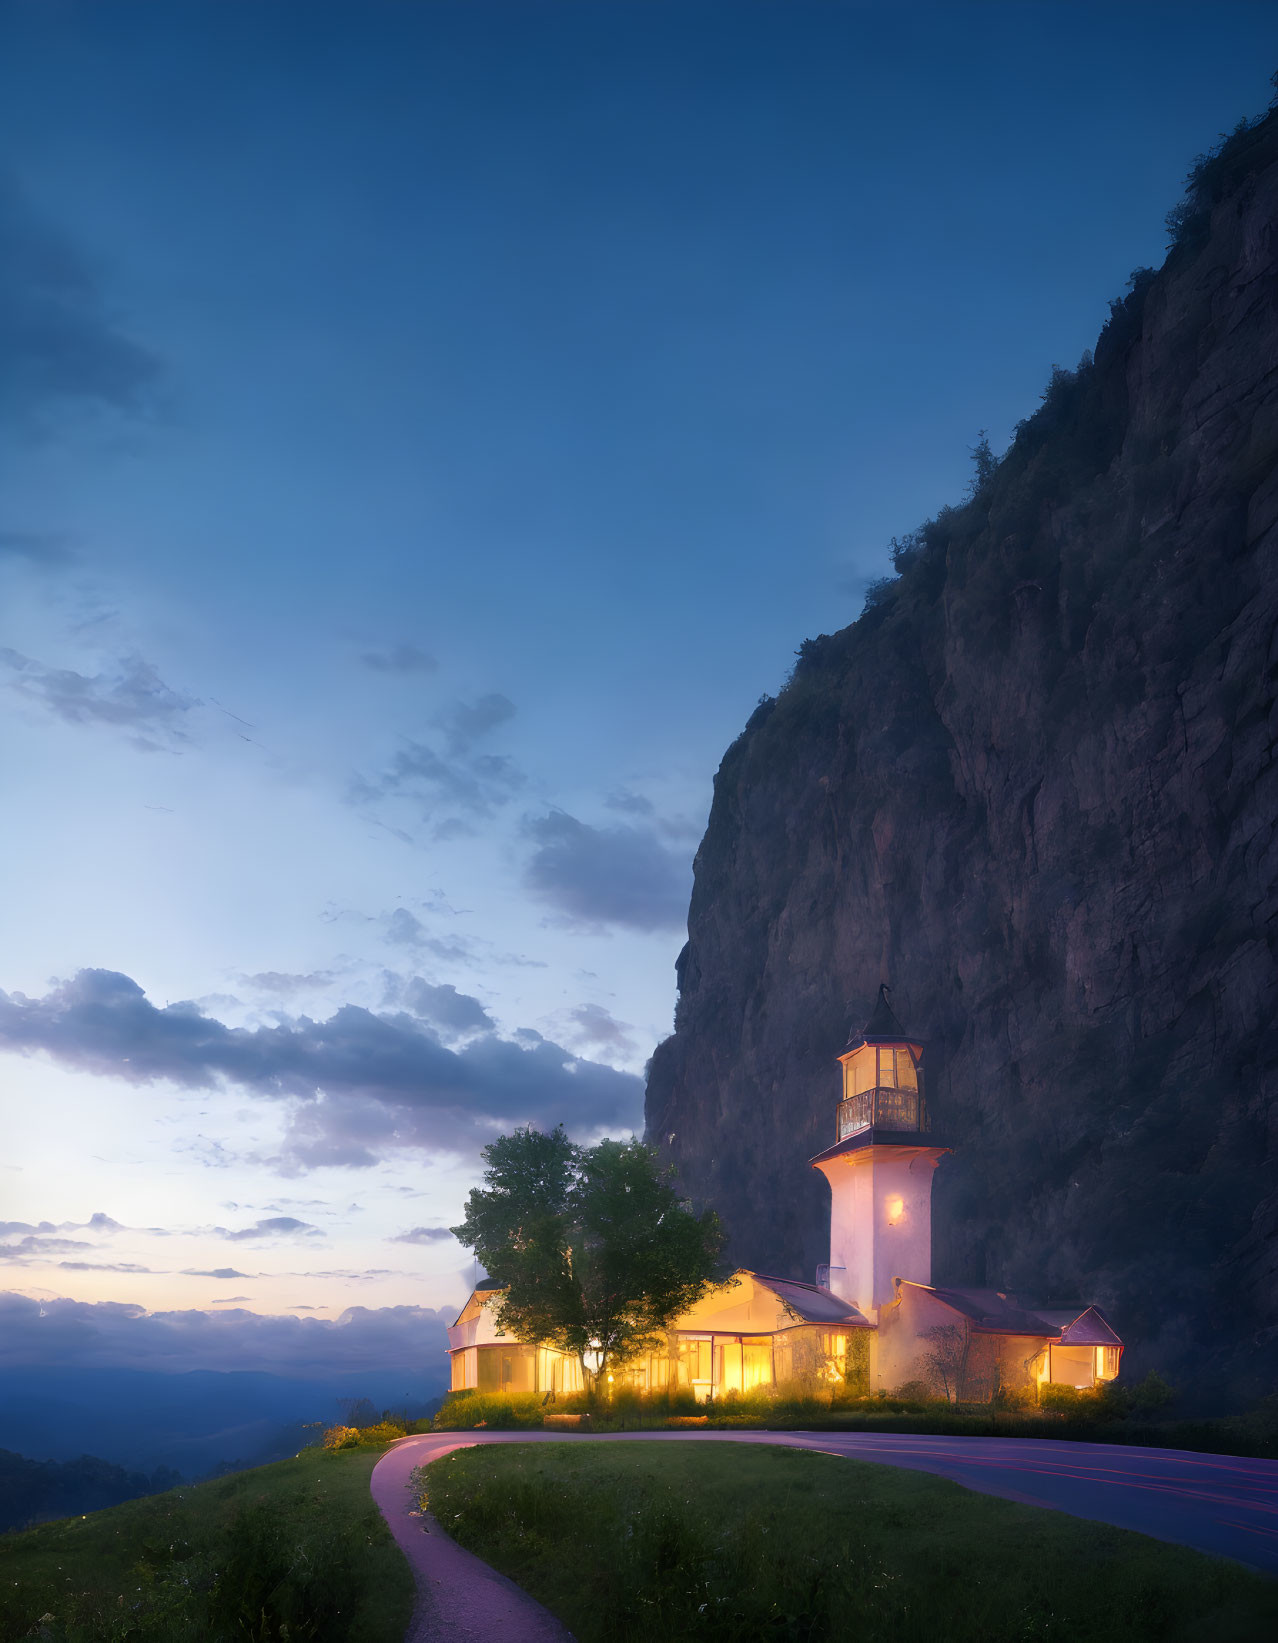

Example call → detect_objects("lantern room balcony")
837 1086 930 1140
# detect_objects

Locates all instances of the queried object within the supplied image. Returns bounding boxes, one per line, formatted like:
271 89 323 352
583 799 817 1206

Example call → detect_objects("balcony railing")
837 1086 929 1140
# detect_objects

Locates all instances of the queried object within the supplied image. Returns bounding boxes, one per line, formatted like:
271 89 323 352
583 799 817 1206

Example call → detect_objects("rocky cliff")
646 110 1278 1405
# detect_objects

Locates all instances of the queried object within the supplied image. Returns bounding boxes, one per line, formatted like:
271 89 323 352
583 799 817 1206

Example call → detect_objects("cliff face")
646 115 1278 1405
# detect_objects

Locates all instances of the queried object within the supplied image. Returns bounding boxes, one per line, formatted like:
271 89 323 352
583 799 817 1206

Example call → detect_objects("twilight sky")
2 2 1275 1349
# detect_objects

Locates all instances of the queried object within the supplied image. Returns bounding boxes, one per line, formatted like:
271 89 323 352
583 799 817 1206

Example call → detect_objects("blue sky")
2 2 1275 1344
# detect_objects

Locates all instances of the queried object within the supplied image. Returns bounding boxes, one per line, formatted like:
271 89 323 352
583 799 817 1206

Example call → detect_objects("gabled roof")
450 1270 873 1336
450 1283 500 1328
749 1271 872 1327
899 1282 1124 1345
1031 1305 1123 1347
899 1281 1060 1338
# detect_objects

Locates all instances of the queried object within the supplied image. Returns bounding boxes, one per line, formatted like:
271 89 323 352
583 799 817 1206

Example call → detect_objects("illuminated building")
446 989 1122 1399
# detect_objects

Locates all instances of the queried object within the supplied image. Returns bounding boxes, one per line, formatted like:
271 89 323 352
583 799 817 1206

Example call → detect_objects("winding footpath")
371 1429 1278 1642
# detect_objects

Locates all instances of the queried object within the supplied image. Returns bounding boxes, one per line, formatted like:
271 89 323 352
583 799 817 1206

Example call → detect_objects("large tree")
451 1126 725 1390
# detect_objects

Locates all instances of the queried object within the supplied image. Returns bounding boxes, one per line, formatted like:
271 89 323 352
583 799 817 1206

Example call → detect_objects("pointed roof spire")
863 982 906 1041
843 983 915 1052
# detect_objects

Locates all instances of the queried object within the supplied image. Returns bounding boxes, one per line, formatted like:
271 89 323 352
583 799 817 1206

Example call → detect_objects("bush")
322 1425 360 1450
432 1392 547 1430
991 1384 1039 1412
1040 1371 1175 1422
356 1420 407 1445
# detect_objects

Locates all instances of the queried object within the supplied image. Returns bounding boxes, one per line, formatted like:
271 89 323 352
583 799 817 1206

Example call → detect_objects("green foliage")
1041 1371 1175 1422
0 1451 184 1536
425 1442 1278 1643
425 1382 1278 1455
860 575 899 614
888 530 924 574
433 1392 548 1430
451 1126 725 1385
966 429 998 498
352 1422 406 1446
0 1446 412 1643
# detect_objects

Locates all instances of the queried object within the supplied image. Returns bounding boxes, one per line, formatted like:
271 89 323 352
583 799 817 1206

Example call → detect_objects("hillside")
0 1444 411 1641
646 106 1278 1405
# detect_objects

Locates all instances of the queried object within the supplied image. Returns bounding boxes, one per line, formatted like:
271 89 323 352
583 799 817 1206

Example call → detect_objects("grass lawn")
422 1441 1278 1643
0 1445 413 1642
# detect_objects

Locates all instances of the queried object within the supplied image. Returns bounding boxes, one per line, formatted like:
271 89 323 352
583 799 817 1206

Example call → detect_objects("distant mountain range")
0 1362 448 1479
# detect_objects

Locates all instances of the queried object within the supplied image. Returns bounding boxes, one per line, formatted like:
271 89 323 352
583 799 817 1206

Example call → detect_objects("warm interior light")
886 1195 904 1224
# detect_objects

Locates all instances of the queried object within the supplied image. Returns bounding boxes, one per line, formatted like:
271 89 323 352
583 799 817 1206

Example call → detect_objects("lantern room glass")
843 1044 919 1100
838 1040 927 1138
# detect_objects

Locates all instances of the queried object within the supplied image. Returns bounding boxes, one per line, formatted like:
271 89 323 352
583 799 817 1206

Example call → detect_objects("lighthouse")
810 987 948 1321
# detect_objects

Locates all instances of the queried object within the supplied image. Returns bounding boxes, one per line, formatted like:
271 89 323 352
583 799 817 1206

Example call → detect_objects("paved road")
372 1429 1278 1641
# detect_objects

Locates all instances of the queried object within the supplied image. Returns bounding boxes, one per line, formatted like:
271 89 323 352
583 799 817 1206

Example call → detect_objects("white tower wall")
815 1145 945 1320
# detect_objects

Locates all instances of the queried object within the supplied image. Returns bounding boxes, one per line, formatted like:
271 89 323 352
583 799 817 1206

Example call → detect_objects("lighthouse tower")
811 988 948 1321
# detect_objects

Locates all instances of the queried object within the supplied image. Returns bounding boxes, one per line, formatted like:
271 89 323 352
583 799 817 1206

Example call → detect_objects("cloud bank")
523 810 692 931
0 1290 452 1376
1 176 161 430
0 648 196 746
0 968 642 1166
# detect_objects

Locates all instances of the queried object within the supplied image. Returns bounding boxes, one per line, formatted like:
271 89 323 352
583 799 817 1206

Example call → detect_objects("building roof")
810 1131 948 1167
899 1282 1123 1345
843 984 919 1052
900 1281 1060 1338
1031 1305 1123 1347
750 1272 872 1327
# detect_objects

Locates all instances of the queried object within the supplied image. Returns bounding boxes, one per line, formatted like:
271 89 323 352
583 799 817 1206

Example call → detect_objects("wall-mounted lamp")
885 1195 905 1226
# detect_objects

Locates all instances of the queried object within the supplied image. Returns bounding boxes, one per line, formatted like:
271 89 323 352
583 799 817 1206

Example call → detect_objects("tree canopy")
451 1126 725 1386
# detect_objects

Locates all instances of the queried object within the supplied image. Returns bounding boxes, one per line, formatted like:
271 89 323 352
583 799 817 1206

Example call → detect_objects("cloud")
350 694 522 830
398 979 494 1038
218 1217 322 1243
436 693 516 754
0 1291 453 1376
604 789 655 816
0 528 73 566
355 739 523 821
0 1236 94 1262
523 810 692 932
359 643 437 675
210 1295 253 1303
0 175 161 430
238 971 334 999
183 1268 250 1280
565 1002 638 1058
0 1213 123 1239
58 1260 156 1273
388 1227 455 1246
0 648 196 746
0 968 643 1166
383 909 480 965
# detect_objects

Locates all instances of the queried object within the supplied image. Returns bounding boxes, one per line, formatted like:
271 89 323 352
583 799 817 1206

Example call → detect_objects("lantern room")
836 986 928 1140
